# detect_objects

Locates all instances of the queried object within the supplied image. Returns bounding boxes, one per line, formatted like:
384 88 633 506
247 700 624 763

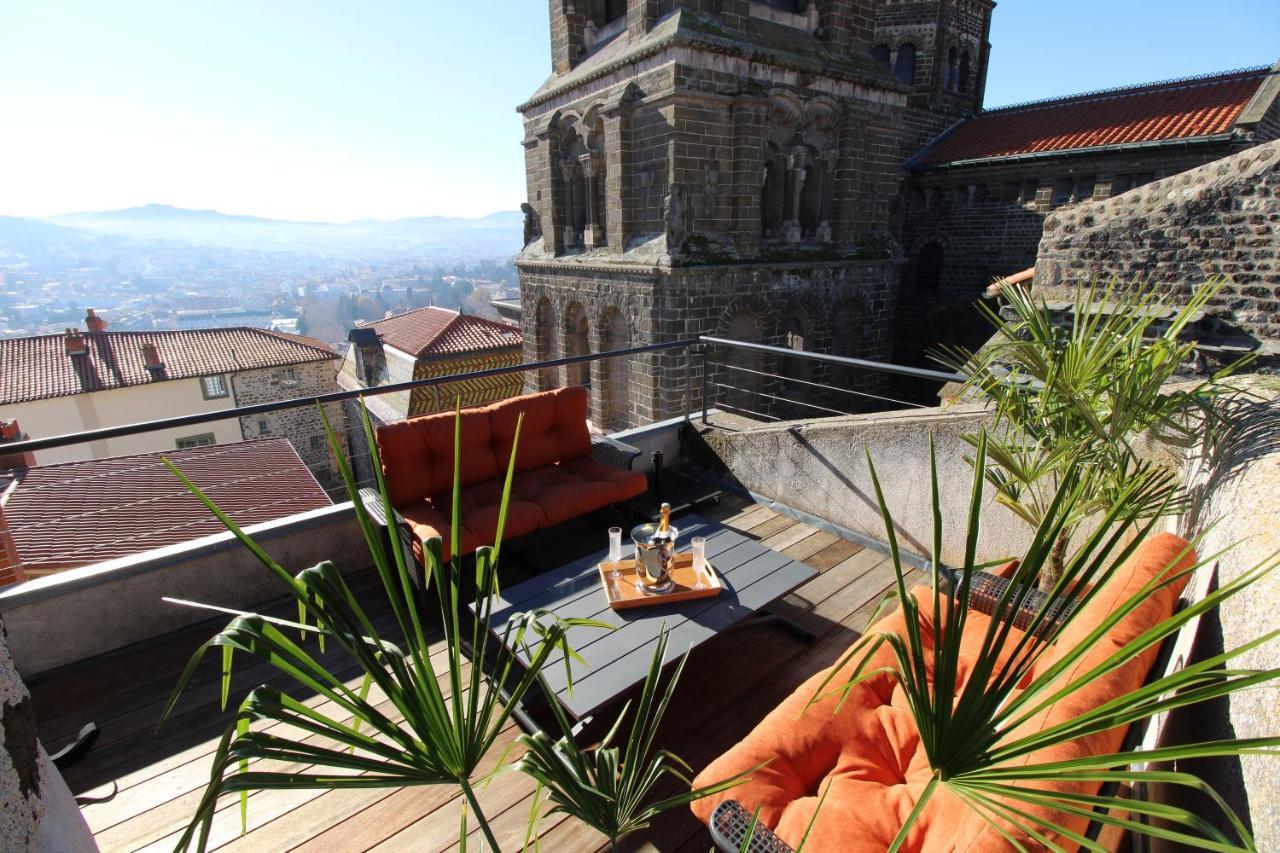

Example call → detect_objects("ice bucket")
631 514 678 594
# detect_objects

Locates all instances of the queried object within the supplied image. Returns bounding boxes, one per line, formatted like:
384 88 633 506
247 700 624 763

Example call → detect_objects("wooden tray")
598 551 722 610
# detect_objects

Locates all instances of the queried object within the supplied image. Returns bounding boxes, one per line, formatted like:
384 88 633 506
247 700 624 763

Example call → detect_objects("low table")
472 513 819 733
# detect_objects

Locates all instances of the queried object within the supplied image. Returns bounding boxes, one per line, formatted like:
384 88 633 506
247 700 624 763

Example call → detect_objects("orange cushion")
401 488 548 563
691 534 1197 852
489 388 591 474
375 408 499 506
511 457 647 525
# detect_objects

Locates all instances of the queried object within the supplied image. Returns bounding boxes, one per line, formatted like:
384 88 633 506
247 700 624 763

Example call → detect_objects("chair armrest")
590 432 642 470
963 571 1078 634
358 487 420 580
710 800 795 853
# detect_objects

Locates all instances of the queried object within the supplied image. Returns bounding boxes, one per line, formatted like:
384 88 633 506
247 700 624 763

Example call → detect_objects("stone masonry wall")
231 359 345 493
1035 139 1280 341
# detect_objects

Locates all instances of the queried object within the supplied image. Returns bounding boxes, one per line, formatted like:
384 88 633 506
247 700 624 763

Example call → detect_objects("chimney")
64 327 87 358
0 420 35 470
141 342 166 378
85 307 108 333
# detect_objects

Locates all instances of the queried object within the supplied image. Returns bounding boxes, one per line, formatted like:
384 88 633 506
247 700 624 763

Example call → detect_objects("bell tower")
873 0 995 153
516 0 910 430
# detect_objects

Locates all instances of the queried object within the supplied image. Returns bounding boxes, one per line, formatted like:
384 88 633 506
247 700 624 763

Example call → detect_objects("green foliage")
159 403 610 851
517 630 755 851
934 278 1247 585
813 433 1280 851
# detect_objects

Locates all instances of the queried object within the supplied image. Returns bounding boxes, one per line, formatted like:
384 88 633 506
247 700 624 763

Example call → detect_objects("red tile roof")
0 327 334 405
919 67 1273 166
360 306 522 359
0 438 331 578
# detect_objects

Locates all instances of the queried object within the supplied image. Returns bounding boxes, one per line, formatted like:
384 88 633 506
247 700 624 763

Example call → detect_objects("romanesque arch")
716 299 769 417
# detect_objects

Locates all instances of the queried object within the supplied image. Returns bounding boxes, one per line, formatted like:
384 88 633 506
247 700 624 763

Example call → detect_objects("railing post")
692 342 710 424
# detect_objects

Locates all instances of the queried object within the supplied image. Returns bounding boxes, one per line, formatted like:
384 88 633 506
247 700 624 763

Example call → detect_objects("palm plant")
159 402 609 852
518 629 756 851
934 278 1246 589
811 433 1280 851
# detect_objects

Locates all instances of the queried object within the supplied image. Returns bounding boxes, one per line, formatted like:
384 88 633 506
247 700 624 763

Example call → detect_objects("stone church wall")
1035 139 1280 341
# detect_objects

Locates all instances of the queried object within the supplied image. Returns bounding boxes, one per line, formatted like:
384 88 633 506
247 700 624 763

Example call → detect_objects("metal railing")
0 337 968 578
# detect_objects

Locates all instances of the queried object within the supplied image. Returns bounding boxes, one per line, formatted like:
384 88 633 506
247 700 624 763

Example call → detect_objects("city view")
1 2 1279 852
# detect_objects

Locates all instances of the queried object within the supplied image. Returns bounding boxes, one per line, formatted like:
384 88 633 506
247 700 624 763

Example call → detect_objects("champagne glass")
691 535 707 588
608 526 623 582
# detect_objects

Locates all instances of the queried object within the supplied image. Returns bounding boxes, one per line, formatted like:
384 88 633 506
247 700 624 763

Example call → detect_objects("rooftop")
918 66 1274 167
1 438 331 581
357 306 522 359
0 326 335 405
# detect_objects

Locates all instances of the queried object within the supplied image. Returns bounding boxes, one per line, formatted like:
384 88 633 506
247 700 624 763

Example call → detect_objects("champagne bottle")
658 502 672 534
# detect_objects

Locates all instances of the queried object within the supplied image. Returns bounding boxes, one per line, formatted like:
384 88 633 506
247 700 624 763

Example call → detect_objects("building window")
958 50 971 93
258 419 270 435
603 0 626 22
309 434 324 452
872 44 891 70
1052 178 1074 206
176 433 216 449
279 366 298 384
945 47 959 91
916 243 944 294
894 43 917 86
201 374 228 399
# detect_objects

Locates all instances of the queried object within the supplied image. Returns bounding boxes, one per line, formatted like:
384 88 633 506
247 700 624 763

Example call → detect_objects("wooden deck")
30 496 917 852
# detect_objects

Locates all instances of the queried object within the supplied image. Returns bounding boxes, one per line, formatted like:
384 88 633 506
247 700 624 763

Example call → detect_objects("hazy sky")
2 1 1276 222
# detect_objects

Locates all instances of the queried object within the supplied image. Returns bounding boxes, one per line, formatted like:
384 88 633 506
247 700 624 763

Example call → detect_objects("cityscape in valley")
1 1 1279 851
0 204 521 346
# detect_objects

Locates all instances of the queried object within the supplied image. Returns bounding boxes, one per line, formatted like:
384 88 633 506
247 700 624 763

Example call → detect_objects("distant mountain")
39 205 523 257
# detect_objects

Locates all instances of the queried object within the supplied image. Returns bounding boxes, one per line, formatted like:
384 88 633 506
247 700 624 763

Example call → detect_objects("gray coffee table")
473 513 818 731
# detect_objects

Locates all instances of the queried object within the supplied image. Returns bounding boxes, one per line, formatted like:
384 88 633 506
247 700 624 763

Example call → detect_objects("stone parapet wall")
1034 139 1280 341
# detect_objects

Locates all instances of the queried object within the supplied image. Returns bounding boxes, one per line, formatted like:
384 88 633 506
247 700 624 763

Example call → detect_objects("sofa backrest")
375 387 592 506
376 407 498 507
489 386 591 474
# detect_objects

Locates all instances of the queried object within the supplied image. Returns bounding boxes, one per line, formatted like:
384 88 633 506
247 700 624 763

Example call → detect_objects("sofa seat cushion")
376 408 498 506
691 535 1197 852
692 590 1027 851
400 485 548 563
510 458 647 525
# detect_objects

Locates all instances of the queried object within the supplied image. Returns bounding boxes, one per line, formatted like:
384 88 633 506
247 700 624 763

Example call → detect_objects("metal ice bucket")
631 520 678 594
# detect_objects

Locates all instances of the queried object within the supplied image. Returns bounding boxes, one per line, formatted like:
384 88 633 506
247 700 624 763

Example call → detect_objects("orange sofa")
373 386 647 562
691 532 1196 852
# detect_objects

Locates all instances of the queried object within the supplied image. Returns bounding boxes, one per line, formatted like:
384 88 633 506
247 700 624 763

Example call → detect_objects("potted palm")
934 278 1247 590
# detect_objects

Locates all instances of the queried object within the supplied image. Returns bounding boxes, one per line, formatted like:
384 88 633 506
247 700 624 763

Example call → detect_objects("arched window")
958 51 971 93
784 307 814 388
831 299 866 389
564 302 591 387
761 146 787 239
603 0 626 23
532 295 552 389
946 48 959 91
600 308 630 431
872 44 891 69
894 43 917 86
799 163 823 238
723 311 763 416
917 243 944 294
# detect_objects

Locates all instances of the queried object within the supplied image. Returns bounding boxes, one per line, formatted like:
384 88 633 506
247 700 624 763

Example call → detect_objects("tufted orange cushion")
489 387 591 473
376 407 498 504
691 534 1196 852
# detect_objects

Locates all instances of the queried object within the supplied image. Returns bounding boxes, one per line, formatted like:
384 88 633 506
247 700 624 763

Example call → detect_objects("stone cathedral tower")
516 0 992 430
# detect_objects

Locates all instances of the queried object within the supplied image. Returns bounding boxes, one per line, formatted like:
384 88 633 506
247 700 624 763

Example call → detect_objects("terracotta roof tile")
0 327 334 405
920 67 1272 166
0 439 331 578
360 307 522 359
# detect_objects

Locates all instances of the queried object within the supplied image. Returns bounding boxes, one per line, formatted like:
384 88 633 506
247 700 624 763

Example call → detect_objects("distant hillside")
41 205 523 257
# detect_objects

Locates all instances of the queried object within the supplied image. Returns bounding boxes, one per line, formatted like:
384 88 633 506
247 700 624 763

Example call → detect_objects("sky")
1 1 1276 223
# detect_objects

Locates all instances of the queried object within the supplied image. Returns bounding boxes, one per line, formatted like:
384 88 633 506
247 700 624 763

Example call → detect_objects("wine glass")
607 526 623 583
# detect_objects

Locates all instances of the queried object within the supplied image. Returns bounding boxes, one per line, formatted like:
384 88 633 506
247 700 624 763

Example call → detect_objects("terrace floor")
30 495 918 852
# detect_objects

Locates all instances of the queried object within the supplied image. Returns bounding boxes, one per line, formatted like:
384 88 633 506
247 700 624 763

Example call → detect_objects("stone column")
531 114 564 255
785 148 807 243
817 149 837 243
561 162 579 248
580 156 602 249
602 88 632 254
728 95 765 256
